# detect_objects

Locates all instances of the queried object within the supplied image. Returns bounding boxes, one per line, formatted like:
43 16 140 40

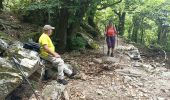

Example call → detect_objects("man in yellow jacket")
39 25 76 85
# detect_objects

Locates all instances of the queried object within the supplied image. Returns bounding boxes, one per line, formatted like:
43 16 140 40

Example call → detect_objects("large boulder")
128 49 141 60
0 35 40 99
116 44 141 60
42 81 66 100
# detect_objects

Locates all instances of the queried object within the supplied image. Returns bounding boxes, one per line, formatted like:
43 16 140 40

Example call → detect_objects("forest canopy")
1 0 170 51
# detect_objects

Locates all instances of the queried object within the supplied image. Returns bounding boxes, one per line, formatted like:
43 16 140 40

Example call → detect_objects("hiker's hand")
54 52 61 58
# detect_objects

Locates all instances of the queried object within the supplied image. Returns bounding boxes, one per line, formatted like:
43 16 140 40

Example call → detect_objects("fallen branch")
1 23 10 34
116 72 142 77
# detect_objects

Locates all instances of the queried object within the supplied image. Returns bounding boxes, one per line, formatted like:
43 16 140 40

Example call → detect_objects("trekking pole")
117 34 118 47
103 25 107 55
103 35 105 55
12 56 40 100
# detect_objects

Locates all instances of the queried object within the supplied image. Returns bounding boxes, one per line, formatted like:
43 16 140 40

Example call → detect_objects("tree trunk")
157 23 163 44
140 18 144 43
67 1 89 49
128 25 133 40
0 0 3 11
162 27 168 45
132 27 138 43
87 9 100 38
55 8 69 51
131 16 139 42
140 28 144 43
114 11 126 36
88 10 96 28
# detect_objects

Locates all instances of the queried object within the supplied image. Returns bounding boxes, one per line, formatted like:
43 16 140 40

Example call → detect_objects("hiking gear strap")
12 56 40 100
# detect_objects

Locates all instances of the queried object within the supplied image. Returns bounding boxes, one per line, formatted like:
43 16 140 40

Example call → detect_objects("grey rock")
161 72 170 77
96 89 103 95
70 50 81 56
63 90 69 100
102 57 117 63
89 62 95 65
128 49 141 60
123 76 132 83
115 67 147 77
157 97 165 100
116 45 137 51
93 58 102 64
42 81 65 100
142 64 154 72
132 62 142 67
103 64 113 70
0 39 9 50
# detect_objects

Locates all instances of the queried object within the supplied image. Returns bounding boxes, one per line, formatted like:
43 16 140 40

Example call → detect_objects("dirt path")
65 37 170 100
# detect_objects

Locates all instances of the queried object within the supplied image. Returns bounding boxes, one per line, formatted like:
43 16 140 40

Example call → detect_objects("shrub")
70 36 86 50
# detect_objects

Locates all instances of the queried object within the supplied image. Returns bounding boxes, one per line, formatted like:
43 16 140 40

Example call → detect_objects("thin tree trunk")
0 0 3 11
87 9 100 38
140 18 144 43
114 11 126 36
140 28 144 43
162 27 168 45
128 25 133 40
118 12 126 36
157 23 162 44
88 10 96 28
131 16 139 42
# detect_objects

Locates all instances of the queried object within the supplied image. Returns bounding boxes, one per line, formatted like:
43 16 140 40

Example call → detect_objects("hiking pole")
12 56 40 100
103 36 105 55
117 35 118 47
103 24 107 55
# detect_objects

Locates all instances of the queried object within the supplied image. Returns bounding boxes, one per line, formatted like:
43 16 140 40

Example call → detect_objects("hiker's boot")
111 53 114 57
57 79 68 85
107 51 110 56
43 70 51 80
69 68 77 79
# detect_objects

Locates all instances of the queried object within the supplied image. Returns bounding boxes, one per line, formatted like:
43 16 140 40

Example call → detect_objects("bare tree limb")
97 0 122 10
113 10 121 16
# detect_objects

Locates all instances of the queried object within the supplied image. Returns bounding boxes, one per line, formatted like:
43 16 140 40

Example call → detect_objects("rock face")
0 36 40 99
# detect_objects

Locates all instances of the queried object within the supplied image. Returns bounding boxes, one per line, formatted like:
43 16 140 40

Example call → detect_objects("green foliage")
2 0 170 51
89 42 100 49
3 0 30 12
94 0 170 51
0 32 13 41
95 7 116 34
26 0 59 11
163 34 170 51
70 36 86 50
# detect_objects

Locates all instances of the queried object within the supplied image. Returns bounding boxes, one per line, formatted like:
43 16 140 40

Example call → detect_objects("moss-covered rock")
77 32 99 49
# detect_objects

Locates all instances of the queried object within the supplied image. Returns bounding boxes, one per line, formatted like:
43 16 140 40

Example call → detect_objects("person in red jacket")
105 21 118 57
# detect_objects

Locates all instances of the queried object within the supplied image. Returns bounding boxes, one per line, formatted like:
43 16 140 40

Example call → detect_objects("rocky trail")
7 37 170 100
63 38 170 100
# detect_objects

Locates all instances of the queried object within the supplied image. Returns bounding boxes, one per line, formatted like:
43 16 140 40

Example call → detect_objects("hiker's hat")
43 25 55 31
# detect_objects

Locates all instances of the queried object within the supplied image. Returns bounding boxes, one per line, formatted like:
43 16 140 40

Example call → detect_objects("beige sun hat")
43 25 55 30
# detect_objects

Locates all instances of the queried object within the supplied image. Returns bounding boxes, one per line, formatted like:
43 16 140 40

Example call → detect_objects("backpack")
23 42 40 52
